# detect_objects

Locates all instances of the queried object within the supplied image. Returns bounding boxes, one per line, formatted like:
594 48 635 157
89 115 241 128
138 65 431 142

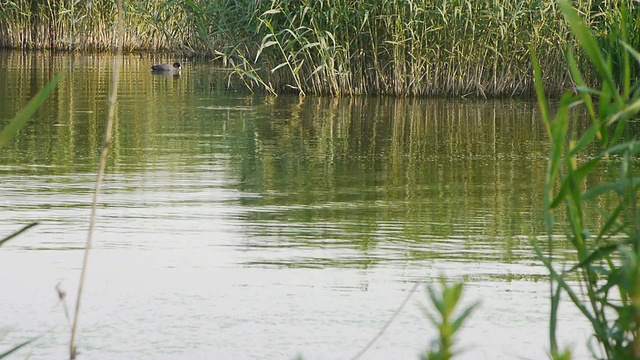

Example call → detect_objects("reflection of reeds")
238 97 569 262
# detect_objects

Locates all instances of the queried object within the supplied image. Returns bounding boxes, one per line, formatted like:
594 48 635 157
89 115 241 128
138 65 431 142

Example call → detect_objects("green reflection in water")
233 96 552 268
0 50 595 273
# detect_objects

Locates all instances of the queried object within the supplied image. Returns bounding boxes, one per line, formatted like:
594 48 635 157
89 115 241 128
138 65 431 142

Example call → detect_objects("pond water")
0 52 591 359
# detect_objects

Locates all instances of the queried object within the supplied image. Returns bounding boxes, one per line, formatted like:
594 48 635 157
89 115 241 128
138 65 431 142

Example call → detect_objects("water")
0 52 590 359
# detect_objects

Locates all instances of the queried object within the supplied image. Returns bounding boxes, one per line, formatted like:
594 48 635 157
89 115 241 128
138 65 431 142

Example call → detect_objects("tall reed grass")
1 1 637 96
534 0 640 358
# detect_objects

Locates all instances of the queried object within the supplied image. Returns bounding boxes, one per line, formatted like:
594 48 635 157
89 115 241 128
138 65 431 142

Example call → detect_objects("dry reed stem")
68 0 123 358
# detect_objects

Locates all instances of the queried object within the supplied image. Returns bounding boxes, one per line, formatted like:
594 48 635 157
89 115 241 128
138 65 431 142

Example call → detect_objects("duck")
151 62 181 72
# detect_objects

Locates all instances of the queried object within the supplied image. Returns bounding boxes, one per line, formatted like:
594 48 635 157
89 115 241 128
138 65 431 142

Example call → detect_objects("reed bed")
0 0 637 96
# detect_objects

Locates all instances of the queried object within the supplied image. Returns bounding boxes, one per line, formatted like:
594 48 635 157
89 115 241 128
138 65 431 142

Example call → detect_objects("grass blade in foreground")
421 278 478 360
535 1 640 358
0 72 65 147
0 222 39 247
0 335 41 359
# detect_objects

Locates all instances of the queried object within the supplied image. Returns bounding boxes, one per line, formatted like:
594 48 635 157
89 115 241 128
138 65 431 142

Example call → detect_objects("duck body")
151 62 181 72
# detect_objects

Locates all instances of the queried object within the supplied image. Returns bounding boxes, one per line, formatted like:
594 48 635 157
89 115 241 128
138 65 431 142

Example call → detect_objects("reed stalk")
534 0 640 357
1 0 636 96
68 0 123 358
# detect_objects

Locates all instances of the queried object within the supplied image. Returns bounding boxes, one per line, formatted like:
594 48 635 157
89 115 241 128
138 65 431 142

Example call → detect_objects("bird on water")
151 62 181 72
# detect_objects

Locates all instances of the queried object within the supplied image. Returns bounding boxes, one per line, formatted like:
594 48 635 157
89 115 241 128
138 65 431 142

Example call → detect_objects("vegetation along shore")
0 1 639 95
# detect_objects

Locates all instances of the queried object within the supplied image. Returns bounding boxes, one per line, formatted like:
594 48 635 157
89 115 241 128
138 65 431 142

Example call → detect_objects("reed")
251 0 640 96
1 1 637 96
534 0 640 358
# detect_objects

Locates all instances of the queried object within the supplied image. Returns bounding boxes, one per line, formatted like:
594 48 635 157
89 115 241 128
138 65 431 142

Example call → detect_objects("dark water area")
0 51 591 359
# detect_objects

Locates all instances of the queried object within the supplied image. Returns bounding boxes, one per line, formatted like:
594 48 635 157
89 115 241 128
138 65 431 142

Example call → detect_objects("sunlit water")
0 52 592 359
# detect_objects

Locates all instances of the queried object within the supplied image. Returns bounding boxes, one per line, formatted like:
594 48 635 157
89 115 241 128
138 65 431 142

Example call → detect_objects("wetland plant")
421 279 478 360
533 0 640 358
2 0 637 96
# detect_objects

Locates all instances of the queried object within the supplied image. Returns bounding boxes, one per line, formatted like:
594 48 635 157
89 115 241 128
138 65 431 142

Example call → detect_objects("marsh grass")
248 0 572 96
534 0 640 358
2 0 638 96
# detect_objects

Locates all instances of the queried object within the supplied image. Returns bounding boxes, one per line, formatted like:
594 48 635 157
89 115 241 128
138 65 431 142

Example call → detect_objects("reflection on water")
0 51 591 359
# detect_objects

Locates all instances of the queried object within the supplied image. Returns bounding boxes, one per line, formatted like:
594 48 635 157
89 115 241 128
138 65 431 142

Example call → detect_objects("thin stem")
350 281 421 360
68 1 123 359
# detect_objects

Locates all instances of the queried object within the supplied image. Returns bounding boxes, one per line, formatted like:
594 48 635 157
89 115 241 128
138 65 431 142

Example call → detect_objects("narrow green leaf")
595 204 624 242
531 48 550 135
549 158 600 209
567 124 600 158
583 178 640 200
557 0 622 106
604 140 640 156
450 302 478 334
567 48 597 122
567 243 618 273
0 222 38 247
271 62 289 73
596 267 623 294
608 97 640 125
572 157 601 183
0 72 64 147
261 9 281 16
533 243 604 338
621 41 640 68
0 335 40 358
549 176 571 209
549 283 562 354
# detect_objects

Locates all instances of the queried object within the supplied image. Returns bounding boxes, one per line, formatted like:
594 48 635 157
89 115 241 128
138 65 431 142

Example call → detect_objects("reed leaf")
0 335 40 359
558 0 622 105
0 222 39 247
0 72 64 147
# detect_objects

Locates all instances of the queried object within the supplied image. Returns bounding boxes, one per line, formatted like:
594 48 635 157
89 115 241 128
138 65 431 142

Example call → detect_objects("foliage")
0 222 38 247
2 1 639 96
533 0 640 358
0 335 40 359
0 72 64 147
421 278 478 360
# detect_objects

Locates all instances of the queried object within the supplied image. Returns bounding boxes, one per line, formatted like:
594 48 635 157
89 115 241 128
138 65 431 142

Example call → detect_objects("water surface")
0 52 591 359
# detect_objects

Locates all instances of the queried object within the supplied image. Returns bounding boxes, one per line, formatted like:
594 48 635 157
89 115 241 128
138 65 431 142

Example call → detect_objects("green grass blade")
596 204 624 241
533 243 604 339
550 158 600 209
0 72 65 147
621 41 640 68
0 222 38 247
567 243 619 273
549 281 561 353
582 178 640 200
557 0 622 106
531 48 551 136
567 48 597 122
567 124 600 158
0 335 40 358
450 302 478 334
604 140 640 156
